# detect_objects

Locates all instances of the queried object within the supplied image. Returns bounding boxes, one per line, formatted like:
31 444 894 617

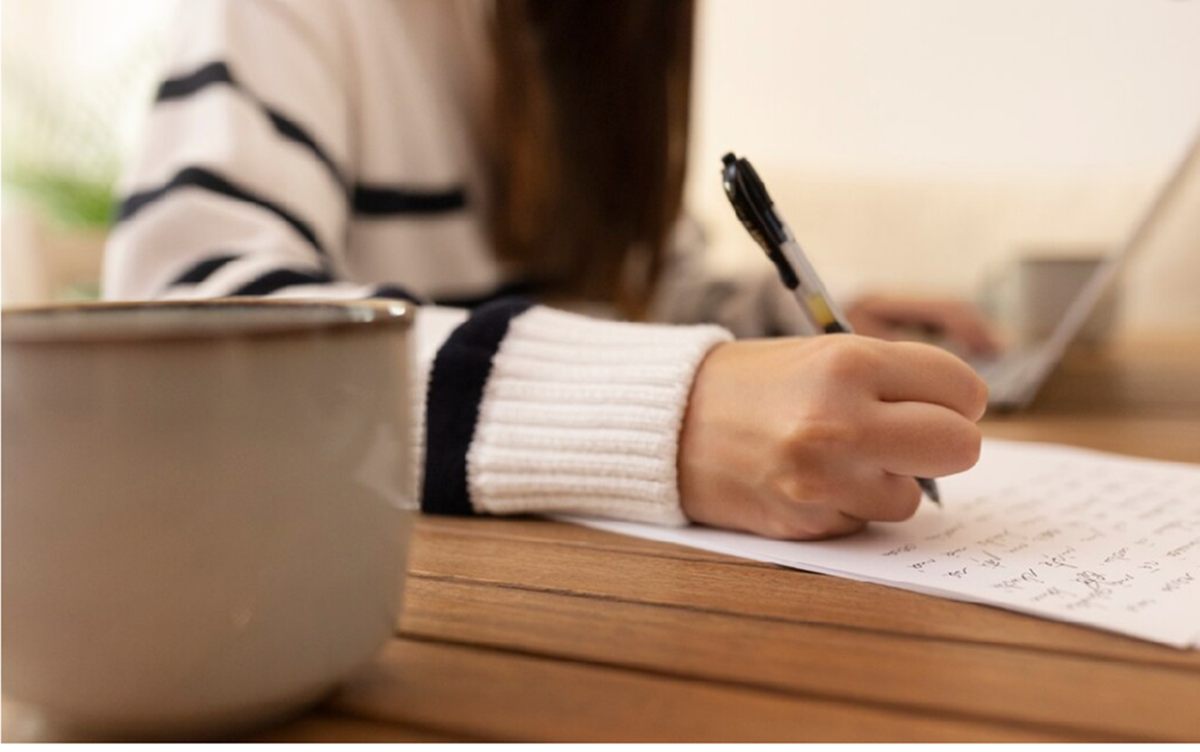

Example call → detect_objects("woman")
104 0 990 540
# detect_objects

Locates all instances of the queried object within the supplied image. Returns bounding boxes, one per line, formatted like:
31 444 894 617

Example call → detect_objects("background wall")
1 0 178 303
4 0 1199 328
686 0 1200 331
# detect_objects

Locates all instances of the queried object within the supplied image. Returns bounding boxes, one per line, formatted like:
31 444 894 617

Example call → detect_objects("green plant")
2 38 157 230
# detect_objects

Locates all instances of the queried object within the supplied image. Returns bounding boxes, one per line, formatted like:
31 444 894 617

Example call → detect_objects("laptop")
973 126 1200 412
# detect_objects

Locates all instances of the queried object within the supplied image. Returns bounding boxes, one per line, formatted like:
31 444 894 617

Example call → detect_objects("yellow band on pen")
804 293 838 330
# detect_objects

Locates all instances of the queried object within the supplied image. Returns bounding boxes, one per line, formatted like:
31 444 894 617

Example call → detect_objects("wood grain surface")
302 334 1199 742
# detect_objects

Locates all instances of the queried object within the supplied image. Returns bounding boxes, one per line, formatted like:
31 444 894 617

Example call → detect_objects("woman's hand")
678 335 988 540
844 295 1002 359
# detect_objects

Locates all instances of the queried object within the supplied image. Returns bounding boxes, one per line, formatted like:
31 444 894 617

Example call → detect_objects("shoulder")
167 0 473 74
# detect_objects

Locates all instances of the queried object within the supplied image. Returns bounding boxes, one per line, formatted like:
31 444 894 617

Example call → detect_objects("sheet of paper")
563 439 1200 649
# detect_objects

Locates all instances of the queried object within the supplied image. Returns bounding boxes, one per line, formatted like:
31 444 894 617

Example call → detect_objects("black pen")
720 153 941 505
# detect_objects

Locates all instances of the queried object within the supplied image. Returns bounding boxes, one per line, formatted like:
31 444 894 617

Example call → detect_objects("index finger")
870 341 989 421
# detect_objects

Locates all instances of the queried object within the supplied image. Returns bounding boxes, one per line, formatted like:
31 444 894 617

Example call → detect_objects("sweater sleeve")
422 302 731 526
102 0 734 526
102 0 408 303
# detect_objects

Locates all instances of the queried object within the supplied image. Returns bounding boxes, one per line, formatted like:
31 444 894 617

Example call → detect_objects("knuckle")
782 410 864 459
770 470 825 508
762 472 868 540
782 421 825 457
809 336 879 383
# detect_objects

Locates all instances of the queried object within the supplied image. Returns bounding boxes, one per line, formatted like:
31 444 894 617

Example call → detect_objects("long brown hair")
488 0 695 319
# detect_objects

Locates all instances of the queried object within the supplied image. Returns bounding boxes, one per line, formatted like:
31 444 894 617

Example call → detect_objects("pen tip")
918 477 941 505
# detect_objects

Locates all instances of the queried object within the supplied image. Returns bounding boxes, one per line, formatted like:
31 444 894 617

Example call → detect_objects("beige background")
4 0 1200 329
687 0 1200 332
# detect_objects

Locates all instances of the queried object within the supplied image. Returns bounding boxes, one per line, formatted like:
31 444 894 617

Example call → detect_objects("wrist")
468 307 732 525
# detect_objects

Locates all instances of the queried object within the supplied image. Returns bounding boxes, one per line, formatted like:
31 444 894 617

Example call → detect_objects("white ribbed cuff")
467 307 732 525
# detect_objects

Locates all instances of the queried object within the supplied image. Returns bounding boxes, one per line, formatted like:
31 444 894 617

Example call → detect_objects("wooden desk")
247 334 1200 742
7 336 1199 742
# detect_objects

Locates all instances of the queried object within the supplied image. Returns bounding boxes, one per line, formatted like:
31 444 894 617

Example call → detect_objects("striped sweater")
103 0 809 525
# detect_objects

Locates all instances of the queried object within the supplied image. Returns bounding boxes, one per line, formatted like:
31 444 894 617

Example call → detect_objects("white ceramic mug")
1013 254 1119 343
2 299 415 738
985 250 1120 344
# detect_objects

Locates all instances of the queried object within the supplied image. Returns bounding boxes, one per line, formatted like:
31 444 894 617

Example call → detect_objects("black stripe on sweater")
230 268 335 296
353 184 467 216
118 166 329 258
155 62 472 217
164 254 428 301
156 61 345 191
169 253 242 286
422 297 535 516
156 61 236 100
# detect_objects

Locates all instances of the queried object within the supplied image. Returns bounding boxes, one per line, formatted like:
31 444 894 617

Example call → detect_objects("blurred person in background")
104 0 994 540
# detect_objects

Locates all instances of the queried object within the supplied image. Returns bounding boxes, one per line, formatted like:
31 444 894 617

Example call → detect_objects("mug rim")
1 298 415 344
